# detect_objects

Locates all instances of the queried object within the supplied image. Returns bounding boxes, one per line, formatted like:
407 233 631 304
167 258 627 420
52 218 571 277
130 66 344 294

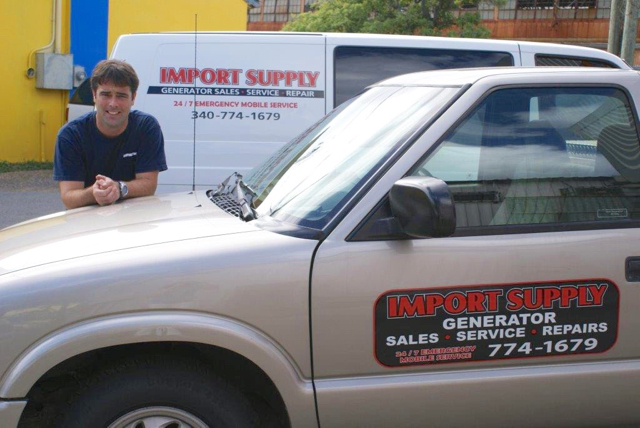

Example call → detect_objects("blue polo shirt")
54 111 167 187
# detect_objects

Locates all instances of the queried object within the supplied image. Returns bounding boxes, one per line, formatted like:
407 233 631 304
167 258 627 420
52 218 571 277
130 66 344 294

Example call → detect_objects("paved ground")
0 170 64 229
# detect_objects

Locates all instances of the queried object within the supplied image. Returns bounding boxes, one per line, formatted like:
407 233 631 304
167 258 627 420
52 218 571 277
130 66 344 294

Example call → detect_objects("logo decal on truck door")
374 279 619 367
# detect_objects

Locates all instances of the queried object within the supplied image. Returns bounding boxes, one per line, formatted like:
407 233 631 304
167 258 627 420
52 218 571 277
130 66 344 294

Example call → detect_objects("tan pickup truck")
2 67 640 427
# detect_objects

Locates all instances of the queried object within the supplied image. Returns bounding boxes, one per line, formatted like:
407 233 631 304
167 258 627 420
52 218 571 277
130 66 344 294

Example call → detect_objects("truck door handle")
626 257 640 282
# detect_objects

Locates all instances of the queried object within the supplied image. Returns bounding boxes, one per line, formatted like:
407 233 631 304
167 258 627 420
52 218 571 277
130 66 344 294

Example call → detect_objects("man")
54 59 167 209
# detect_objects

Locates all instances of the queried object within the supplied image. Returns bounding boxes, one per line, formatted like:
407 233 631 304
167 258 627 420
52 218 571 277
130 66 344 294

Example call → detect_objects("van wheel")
57 355 258 428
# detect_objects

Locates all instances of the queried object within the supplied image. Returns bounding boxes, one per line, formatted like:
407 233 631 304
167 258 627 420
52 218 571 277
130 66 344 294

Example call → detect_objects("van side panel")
113 34 326 192
111 33 625 194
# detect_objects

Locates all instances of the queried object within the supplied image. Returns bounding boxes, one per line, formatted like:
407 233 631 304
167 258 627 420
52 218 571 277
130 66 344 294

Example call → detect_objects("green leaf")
282 0 490 37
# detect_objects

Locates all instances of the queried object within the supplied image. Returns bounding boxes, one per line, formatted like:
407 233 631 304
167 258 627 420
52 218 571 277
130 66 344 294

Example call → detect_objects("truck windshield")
244 85 460 230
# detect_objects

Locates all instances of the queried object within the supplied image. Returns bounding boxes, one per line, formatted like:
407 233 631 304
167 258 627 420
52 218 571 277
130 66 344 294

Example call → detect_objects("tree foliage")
282 0 497 38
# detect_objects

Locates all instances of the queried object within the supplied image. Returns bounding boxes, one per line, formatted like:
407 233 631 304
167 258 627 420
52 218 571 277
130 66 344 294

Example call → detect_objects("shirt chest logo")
123 152 137 158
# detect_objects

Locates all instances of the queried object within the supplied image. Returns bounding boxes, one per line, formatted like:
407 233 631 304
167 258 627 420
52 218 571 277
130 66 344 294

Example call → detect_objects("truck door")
311 83 640 427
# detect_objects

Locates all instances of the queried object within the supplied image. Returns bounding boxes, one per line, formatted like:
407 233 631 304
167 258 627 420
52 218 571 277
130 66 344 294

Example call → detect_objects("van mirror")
389 177 456 238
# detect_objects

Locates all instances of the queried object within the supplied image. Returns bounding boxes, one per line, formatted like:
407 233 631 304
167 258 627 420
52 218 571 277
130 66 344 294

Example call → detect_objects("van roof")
114 32 627 68
117 31 607 53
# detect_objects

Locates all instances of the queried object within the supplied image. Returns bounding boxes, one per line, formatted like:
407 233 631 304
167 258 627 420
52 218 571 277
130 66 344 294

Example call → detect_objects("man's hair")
90 59 139 94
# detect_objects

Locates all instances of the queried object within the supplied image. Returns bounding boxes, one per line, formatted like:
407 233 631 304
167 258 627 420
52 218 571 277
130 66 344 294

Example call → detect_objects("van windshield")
244 85 460 230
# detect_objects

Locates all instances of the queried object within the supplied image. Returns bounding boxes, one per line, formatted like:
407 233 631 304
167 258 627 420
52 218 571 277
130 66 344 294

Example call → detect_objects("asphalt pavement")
0 170 65 230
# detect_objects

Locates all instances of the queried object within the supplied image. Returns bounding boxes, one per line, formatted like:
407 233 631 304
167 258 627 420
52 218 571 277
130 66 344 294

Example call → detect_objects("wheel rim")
107 406 209 428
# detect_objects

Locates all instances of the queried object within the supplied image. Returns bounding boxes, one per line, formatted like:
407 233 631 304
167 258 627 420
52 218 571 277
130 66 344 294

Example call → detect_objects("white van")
78 32 628 193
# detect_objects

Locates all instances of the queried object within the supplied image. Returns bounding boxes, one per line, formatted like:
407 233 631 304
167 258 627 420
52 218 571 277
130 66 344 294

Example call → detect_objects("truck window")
250 85 461 230
334 46 514 107
412 86 640 231
535 54 617 68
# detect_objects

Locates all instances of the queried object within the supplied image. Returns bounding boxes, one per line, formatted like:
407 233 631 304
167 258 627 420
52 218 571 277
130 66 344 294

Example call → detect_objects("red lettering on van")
160 67 188 84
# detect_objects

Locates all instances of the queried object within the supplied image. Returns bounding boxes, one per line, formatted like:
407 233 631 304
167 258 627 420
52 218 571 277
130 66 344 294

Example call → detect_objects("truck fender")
0 311 316 426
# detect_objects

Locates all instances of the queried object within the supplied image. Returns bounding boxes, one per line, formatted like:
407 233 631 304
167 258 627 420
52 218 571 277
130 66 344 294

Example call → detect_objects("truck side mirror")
389 176 456 238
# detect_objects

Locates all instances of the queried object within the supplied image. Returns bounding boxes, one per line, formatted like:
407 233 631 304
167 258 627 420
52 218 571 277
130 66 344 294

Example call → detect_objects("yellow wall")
0 0 71 162
0 0 246 163
108 0 248 56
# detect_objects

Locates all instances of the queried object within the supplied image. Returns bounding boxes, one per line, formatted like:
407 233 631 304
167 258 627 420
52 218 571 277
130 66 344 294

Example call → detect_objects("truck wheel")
56 355 257 428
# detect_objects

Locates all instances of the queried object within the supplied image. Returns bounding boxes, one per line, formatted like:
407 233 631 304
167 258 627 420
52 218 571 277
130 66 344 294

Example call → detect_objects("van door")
129 34 326 192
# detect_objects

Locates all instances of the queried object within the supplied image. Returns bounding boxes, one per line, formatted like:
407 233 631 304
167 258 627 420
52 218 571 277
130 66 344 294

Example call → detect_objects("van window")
69 78 94 106
535 54 617 68
334 46 514 107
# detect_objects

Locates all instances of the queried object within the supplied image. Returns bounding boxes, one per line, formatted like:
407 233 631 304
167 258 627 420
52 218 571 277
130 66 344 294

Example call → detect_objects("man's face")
92 82 136 137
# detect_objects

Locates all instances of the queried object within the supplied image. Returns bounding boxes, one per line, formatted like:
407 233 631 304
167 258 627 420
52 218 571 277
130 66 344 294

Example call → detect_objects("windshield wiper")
211 172 258 221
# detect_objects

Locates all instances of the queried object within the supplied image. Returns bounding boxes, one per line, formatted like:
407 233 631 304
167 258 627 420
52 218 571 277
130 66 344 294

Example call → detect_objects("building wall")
0 0 248 163
483 18 624 42
74 0 248 98
108 0 248 55
0 0 71 162
71 0 109 80
247 0 639 65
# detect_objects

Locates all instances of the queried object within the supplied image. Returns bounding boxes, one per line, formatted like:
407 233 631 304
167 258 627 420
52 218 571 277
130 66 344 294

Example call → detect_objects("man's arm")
119 171 159 199
59 171 158 209
94 171 159 203
59 179 121 209
59 181 98 209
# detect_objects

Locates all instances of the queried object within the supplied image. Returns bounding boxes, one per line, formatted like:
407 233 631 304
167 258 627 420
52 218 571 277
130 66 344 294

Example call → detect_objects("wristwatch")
118 181 129 201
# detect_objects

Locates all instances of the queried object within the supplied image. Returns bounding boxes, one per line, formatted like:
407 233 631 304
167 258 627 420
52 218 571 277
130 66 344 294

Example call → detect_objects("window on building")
558 0 597 8
517 0 554 8
250 0 307 22
304 0 319 12
517 0 596 8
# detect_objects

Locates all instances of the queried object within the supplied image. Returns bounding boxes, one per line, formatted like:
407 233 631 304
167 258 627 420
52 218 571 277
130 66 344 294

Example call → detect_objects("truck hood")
0 191 257 276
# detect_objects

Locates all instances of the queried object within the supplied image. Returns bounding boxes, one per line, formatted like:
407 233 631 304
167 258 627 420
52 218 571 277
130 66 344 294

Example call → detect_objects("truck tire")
56 354 258 428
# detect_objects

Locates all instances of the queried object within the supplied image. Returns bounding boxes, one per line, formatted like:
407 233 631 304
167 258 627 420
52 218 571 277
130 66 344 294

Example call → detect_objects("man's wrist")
118 181 129 201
